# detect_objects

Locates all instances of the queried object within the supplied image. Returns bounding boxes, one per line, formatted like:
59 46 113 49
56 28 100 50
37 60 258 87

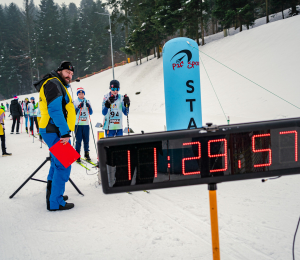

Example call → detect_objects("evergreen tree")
35 0 61 75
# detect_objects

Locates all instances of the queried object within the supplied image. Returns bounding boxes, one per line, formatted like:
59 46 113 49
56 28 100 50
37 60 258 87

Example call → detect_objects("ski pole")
87 104 98 158
107 95 114 136
125 94 129 135
32 117 34 143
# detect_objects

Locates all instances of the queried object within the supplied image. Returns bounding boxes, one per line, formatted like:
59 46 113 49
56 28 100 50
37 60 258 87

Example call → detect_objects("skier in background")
0 107 12 156
6 102 9 112
24 98 30 133
102 80 130 137
10 96 23 134
0 103 5 118
28 97 39 135
74 87 93 163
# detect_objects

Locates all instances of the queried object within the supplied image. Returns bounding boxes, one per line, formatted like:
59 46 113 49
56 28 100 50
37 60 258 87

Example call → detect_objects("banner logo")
171 49 198 70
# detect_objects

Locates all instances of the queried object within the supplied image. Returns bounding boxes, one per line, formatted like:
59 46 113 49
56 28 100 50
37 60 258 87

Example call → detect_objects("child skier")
74 87 93 162
102 80 130 137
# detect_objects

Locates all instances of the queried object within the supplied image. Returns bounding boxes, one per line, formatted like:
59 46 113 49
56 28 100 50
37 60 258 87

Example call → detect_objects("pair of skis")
76 158 98 171
127 190 150 195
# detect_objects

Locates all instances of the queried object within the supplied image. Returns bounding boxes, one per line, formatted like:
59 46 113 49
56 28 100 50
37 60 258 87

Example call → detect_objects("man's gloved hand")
123 95 130 107
78 102 84 109
60 134 71 145
86 102 90 108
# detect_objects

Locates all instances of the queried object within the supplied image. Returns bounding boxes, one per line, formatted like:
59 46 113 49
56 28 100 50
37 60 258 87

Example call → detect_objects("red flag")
49 141 80 168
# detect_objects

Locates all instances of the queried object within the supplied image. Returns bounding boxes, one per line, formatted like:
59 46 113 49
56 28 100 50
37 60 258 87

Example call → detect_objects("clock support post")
208 183 221 260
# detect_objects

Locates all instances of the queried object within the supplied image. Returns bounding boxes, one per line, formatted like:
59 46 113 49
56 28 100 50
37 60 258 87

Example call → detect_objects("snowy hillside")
1 14 300 260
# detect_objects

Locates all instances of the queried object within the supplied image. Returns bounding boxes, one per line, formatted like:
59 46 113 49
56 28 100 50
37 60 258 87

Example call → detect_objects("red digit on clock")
127 150 131 180
208 139 228 172
280 130 298 161
252 134 272 167
182 142 201 175
154 148 157 178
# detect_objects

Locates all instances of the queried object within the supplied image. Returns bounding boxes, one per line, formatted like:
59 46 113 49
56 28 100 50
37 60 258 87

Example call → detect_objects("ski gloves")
123 95 130 107
78 102 84 109
105 95 115 108
104 95 130 108
78 101 90 109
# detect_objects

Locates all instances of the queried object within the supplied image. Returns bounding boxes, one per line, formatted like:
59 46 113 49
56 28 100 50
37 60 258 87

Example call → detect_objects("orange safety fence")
73 60 127 82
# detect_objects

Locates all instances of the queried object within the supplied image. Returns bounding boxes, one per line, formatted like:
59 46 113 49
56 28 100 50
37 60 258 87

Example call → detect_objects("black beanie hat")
57 61 74 72
110 80 120 89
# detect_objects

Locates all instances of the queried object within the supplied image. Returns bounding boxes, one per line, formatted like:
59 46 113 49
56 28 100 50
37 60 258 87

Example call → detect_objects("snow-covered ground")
1 14 300 260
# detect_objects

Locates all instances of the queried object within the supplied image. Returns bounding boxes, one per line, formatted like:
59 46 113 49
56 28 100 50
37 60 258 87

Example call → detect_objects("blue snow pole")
163 37 202 131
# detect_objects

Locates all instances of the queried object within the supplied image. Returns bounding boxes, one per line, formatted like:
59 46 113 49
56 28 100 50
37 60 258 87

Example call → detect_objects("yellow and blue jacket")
34 70 76 136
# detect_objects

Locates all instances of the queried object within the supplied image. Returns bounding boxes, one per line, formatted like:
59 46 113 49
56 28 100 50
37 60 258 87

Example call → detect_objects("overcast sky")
1 0 108 9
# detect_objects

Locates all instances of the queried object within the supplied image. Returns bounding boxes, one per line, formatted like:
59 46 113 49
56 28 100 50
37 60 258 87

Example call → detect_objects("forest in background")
0 0 126 98
0 0 299 99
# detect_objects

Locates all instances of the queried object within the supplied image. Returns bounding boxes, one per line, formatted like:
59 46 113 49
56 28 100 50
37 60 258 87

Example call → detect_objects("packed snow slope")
1 15 300 260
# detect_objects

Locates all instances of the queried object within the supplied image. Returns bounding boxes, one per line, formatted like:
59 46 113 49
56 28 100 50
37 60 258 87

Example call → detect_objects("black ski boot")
2 152 12 157
26 127 28 134
49 202 74 211
46 180 68 210
76 158 81 163
85 151 91 161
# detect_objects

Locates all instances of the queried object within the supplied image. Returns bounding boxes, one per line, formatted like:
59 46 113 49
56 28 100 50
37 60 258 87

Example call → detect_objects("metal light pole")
95 12 115 80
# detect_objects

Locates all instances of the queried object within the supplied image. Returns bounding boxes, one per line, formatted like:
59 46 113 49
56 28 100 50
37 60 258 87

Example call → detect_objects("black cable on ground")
293 216 300 260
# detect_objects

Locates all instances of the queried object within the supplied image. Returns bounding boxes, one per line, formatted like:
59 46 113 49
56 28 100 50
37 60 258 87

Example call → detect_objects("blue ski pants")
24 115 30 128
105 129 123 137
75 125 90 154
41 132 71 210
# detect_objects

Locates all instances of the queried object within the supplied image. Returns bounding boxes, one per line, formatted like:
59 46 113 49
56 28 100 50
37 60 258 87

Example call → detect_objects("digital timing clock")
98 118 300 194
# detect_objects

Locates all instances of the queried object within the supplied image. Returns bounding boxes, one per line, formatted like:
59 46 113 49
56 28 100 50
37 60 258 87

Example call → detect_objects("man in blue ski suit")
74 87 93 162
34 61 76 211
102 80 130 137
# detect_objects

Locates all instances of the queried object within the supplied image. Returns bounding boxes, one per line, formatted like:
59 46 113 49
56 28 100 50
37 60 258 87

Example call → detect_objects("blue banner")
163 37 202 131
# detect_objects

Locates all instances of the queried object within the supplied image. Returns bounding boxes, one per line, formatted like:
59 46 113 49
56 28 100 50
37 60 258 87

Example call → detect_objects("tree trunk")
154 47 156 58
281 4 284 19
25 0 33 86
180 28 183 37
200 1 204 45
291 0 299 16
157 44 160 59
223 29 228 37
266 0 269 23
139 51 142 64
212 17 215 34
235 17 238 30
196 17 200 45
216 20 218 33
239 17 242 32
125 6 129 63
135 52 138 65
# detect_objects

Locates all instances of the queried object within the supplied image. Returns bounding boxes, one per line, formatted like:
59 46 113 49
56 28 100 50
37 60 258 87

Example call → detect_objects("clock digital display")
98 118 300 194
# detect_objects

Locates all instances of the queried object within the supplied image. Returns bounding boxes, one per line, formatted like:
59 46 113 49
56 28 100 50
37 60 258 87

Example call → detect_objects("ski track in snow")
1 13 300 260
